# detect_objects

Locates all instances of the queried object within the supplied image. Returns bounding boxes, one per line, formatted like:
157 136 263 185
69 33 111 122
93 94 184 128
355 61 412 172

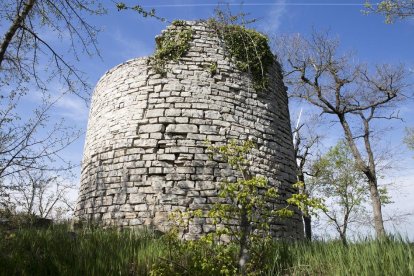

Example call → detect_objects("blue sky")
15 1 414 238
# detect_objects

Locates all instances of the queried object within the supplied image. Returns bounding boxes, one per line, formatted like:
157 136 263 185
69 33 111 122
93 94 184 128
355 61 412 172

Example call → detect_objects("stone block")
138 124 164 133
171 117 188 125
133 139 158 148
204 110 221 119
134 204 149 211
194 153 209 160
199 125 217 134
158 154 175 161
182 109 204 118
177 180 195 189
166 124 198 133
129 194 146 204
176 167 195 174
146 109 164 118
165 109 182 116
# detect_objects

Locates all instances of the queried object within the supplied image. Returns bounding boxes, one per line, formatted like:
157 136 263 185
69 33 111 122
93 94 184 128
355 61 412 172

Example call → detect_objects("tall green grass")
1 225 413 275
0 225 167 275
267 238 414 275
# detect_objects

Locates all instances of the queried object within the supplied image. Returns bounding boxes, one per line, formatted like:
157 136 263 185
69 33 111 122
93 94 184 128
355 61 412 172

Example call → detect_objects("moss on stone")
151 22 193 74
208 20 274 92
209 61 218 76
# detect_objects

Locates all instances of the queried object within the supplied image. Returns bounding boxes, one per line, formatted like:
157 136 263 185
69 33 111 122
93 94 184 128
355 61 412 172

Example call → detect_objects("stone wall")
75 21 303 239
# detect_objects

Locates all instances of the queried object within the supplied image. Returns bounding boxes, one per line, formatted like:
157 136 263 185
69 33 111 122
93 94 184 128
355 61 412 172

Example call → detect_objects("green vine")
151 21 193 74
209 61 218 76
208 20 274 92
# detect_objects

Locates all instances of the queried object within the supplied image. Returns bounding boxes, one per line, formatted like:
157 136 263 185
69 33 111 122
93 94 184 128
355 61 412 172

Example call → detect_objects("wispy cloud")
109 28 152 60
259 0 287 34
54 94 89 122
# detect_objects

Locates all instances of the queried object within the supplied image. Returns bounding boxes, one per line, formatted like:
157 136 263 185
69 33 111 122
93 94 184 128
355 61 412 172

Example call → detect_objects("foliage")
154 140 292 275
0 211 52 231
268 236 414 275
158 139 325 275
116 2 165 21
208 19 274 92
287 181 326 218
276 30 408 237
310 141 391 244
150 233 239 276
205 139 293 234
151 21 193 74
0 225 166 276
364 0 414 23
1 226 414 275
209 61 218 76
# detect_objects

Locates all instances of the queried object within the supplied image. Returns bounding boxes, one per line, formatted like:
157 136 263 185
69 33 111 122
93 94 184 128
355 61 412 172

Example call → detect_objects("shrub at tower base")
153 140 324 275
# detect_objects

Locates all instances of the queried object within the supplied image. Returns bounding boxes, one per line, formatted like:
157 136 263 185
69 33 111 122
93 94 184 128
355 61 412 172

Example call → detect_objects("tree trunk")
339 230 348 246
239 207 249 275
362 114 386 238
303 215 312 240
298 172 312 240
368 176 386 237
338 115 386 238
0 0 36 67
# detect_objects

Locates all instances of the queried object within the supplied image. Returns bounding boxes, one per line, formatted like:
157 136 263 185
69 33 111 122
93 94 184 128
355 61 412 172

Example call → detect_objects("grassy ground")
1 225 413 275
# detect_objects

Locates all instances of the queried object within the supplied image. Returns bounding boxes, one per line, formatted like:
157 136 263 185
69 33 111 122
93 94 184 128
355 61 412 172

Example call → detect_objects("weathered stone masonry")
75 21 303 239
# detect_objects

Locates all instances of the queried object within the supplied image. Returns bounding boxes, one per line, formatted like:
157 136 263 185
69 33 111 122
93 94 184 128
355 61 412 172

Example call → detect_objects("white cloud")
54 94 89 122
109 28 152 60
259 0 287 34
383 170 414 240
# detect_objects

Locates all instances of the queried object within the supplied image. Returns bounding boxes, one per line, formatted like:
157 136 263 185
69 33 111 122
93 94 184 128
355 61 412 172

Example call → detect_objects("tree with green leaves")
364 0 414 23
311 141 390 245
206 140 292 275
168 140 324 275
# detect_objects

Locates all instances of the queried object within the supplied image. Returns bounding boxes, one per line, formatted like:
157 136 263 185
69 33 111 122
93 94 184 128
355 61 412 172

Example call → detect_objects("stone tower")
75 21 303 239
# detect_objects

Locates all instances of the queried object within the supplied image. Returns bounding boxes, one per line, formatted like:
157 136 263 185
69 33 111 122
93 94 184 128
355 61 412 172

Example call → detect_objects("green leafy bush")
208 20 274 92
151 21 193 74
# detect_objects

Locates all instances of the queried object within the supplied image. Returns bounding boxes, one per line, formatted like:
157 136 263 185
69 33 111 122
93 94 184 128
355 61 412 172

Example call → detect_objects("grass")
266 239 414 275
0 225 167 275
1 225 413 275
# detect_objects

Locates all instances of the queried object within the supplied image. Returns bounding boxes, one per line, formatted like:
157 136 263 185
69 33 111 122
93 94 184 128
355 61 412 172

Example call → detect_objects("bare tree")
0 0 103 175
0 1 163 215
0 0 104 213
0 92 81 179
276 32 409 238
292 113 323 240
0 88 82 213
0 0 106 98
10 169 76 219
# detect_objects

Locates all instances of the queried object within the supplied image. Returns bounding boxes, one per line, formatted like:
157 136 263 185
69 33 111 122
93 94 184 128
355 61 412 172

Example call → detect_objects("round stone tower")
75 21 303 239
